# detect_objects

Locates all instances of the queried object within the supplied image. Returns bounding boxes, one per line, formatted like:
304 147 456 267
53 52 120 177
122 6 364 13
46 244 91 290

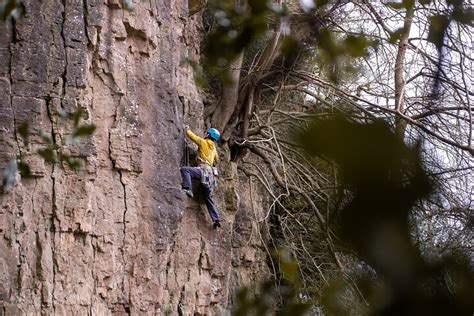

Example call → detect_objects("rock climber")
180 125 221 229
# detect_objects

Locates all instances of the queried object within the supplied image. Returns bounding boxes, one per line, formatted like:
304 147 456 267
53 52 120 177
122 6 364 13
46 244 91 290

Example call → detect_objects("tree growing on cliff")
232 114 474 314
197 0 473 312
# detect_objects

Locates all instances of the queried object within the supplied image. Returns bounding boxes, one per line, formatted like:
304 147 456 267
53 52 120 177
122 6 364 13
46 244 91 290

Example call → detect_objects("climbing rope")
183 131 189 166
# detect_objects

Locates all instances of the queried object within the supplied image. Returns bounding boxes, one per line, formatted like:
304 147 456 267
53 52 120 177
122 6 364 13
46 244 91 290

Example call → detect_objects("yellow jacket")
186 129 218 166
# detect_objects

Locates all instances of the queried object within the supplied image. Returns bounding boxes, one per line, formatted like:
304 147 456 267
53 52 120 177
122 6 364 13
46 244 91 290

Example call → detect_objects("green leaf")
452 8 474 25
73 124 96 137
315 0 330 6
63 156 81 169
281 36 300 62
203 0 279 82
17 121 29 145
280 258 298 282
389 27 406 44
17 160 31 178
447 0 463 6
58 110 68 119
40 134 52 145
37 148 57 163
386 0 414 9
0 0 17 20
2 159 17 186
184 58 209 89
248 0 267 14
427 14 450 50
344 35 371 57
69 107 85 127
386 2 405 10
121 0 134 11
317 28 340 57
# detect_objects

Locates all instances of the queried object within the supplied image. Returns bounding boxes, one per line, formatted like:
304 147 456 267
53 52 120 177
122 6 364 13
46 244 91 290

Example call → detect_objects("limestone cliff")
0 1 268 314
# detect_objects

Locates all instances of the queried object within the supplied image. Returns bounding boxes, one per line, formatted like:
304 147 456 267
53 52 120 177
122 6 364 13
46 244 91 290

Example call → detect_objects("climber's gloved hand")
184 124 190 130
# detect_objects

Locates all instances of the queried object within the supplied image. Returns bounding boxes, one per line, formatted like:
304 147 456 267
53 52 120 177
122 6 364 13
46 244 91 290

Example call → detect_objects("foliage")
2 107 95 188
201 0 472 85
203 1 474 313
299 114 474 315
201 0 285 83
235 113 474 314
203 0 473 314
0 0 17 20
25 107 95 169
232 249 311 315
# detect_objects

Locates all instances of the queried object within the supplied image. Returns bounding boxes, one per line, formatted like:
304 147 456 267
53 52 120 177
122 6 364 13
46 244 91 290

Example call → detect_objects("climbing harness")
200 164 217 191
197 150 219 191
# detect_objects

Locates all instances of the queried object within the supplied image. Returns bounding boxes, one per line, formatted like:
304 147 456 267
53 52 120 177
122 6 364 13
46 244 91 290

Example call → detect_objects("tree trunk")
394 5 415 140
210 52 244 133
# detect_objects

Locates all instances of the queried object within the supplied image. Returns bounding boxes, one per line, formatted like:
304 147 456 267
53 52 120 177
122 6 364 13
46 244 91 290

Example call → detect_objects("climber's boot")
182 188 193 198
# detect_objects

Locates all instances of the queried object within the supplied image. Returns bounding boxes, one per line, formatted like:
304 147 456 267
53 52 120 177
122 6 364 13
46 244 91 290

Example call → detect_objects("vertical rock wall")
0 1 268 314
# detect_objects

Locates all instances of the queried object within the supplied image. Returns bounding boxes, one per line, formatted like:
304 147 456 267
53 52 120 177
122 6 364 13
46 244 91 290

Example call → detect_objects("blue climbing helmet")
206 128 220 141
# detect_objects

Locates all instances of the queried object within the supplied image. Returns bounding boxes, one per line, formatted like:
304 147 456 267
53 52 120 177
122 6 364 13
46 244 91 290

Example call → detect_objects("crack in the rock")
91 7 124 97
8 41 21 158
91 23 102 69
51 0 68 308
60 0 68 98
31 176 39 213
148 0 154 16
10 10 17 44
196 235 206 313
103 38 129 304
8 17 25 304
96 16 131 309
90 25 124 97
44 96 59 225
49 165 57 314
45 50 61 316
194 291 199 314
198 235 204 272
96 68 125 96
104 68 130 310
15 238 22 294
30 180 41 305
82 0 89 43
118 169 129 306
164 226 188 314
177 285 185 316
35 230 47 308
165 239 175 289
90 235 97 315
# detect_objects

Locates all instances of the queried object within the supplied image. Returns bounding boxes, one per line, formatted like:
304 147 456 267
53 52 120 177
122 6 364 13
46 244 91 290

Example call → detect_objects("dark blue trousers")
180 166 219 222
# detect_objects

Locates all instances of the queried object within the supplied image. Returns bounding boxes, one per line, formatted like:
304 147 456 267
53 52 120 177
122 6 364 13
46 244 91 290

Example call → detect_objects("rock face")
0 1 268 314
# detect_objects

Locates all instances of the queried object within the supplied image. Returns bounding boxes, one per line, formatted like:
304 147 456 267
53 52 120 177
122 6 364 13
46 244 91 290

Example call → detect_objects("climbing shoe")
213 220 221 230
182 188 193 198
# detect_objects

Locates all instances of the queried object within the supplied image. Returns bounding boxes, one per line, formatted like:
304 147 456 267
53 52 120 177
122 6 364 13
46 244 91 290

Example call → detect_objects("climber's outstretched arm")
185 127 205 147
